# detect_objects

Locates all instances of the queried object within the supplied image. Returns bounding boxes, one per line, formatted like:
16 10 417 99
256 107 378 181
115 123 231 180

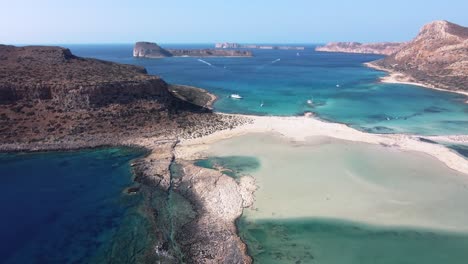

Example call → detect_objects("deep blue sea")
0 148 151 264
65 44 468 135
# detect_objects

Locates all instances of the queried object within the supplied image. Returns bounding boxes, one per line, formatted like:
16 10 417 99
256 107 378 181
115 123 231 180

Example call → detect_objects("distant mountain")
133 41 252 58
315 42 403 55
369 20 468 92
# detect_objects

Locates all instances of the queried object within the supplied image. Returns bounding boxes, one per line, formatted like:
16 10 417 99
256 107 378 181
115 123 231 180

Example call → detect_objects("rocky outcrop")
173 161 256 263
0 45 170 108
134 41 253 58
369 20 468 92
133 42 173 58
315 42 403 55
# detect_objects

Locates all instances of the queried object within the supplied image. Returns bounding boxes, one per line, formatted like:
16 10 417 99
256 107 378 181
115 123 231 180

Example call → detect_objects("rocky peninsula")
367 20 468 93
0 44 254 263
315 42 403 55
133 41 252 58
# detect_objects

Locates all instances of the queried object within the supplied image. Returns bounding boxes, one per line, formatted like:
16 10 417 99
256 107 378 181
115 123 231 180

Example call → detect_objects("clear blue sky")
1 0 467 44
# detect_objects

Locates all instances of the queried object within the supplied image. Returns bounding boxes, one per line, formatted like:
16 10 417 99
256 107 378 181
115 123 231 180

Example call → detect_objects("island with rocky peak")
367 20 468 93
133 41 252 58
315 42 403 55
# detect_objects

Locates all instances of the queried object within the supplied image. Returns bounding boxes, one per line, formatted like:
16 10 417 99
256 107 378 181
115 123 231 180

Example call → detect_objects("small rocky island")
315 42 403 55
0 44 254 263
368 20 468 92
133 41 252 58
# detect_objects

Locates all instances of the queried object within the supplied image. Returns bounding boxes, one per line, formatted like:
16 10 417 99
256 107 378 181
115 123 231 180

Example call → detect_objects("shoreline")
176 114 468 175
364 62 468 98
2 112 468 263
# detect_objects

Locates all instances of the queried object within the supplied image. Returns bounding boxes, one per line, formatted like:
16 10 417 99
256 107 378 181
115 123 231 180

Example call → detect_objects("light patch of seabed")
199 133 468 263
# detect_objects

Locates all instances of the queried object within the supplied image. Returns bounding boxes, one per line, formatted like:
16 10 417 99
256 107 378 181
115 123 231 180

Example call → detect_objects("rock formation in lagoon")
0 44 253 263
133 41 253 58
368 20 468 92
315 42 403 55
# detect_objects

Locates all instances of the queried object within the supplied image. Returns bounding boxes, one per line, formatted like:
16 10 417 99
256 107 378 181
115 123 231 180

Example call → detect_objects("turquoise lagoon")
5 44 466 263
202 133 468 264
68 44 468 135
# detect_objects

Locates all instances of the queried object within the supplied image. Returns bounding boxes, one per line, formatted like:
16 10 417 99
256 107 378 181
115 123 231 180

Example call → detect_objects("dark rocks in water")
418 137 439 144
423 106 448 113
366 126 396 133
133 41 253 58
448 145 468 158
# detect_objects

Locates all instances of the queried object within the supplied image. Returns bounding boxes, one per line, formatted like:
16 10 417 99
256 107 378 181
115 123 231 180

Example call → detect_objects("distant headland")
316 20 468 94
133 41 252 58
315 42 403 55
215 42 305 50
367 20 468 94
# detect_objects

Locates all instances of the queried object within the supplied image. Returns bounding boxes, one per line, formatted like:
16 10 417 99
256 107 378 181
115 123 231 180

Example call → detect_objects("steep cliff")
369 20 468 92
133 41 253 58
316 42 403 55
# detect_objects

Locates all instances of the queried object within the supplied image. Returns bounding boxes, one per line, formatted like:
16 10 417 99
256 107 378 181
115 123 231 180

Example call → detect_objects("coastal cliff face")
315 42 403 55
133 41 252 58
370 20 468 91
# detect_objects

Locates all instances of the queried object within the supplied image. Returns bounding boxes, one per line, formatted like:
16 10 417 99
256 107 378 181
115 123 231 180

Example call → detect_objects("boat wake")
197 59 214 67
271 58 281 64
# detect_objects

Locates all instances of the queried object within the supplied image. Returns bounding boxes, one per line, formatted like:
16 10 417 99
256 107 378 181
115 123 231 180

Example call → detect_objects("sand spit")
365 62 468 98
176 114 468 175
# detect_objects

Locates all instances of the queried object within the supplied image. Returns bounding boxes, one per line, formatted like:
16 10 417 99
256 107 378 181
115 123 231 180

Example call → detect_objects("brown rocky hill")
0 45 246 146
370 20 468 92
0 45 170 108
316 42 403 55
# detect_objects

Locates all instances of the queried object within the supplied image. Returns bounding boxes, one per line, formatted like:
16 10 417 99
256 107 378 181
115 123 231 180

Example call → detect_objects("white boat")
307 99 313 105
336 84 340 88
260 102 264 107
230 94 243 99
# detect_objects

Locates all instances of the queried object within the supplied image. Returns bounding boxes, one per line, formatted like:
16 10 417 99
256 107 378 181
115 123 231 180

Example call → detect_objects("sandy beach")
364 62 468 98
176 114 468 175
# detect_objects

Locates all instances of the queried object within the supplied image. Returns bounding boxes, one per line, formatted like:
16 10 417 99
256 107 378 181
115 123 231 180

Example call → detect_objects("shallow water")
238 218 468 264
67 44 468 135
194 155 260 179
0 148 154 264
200 133 468 263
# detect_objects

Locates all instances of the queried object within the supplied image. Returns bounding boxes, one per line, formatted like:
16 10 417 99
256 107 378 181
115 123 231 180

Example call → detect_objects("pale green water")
201 133 468 263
